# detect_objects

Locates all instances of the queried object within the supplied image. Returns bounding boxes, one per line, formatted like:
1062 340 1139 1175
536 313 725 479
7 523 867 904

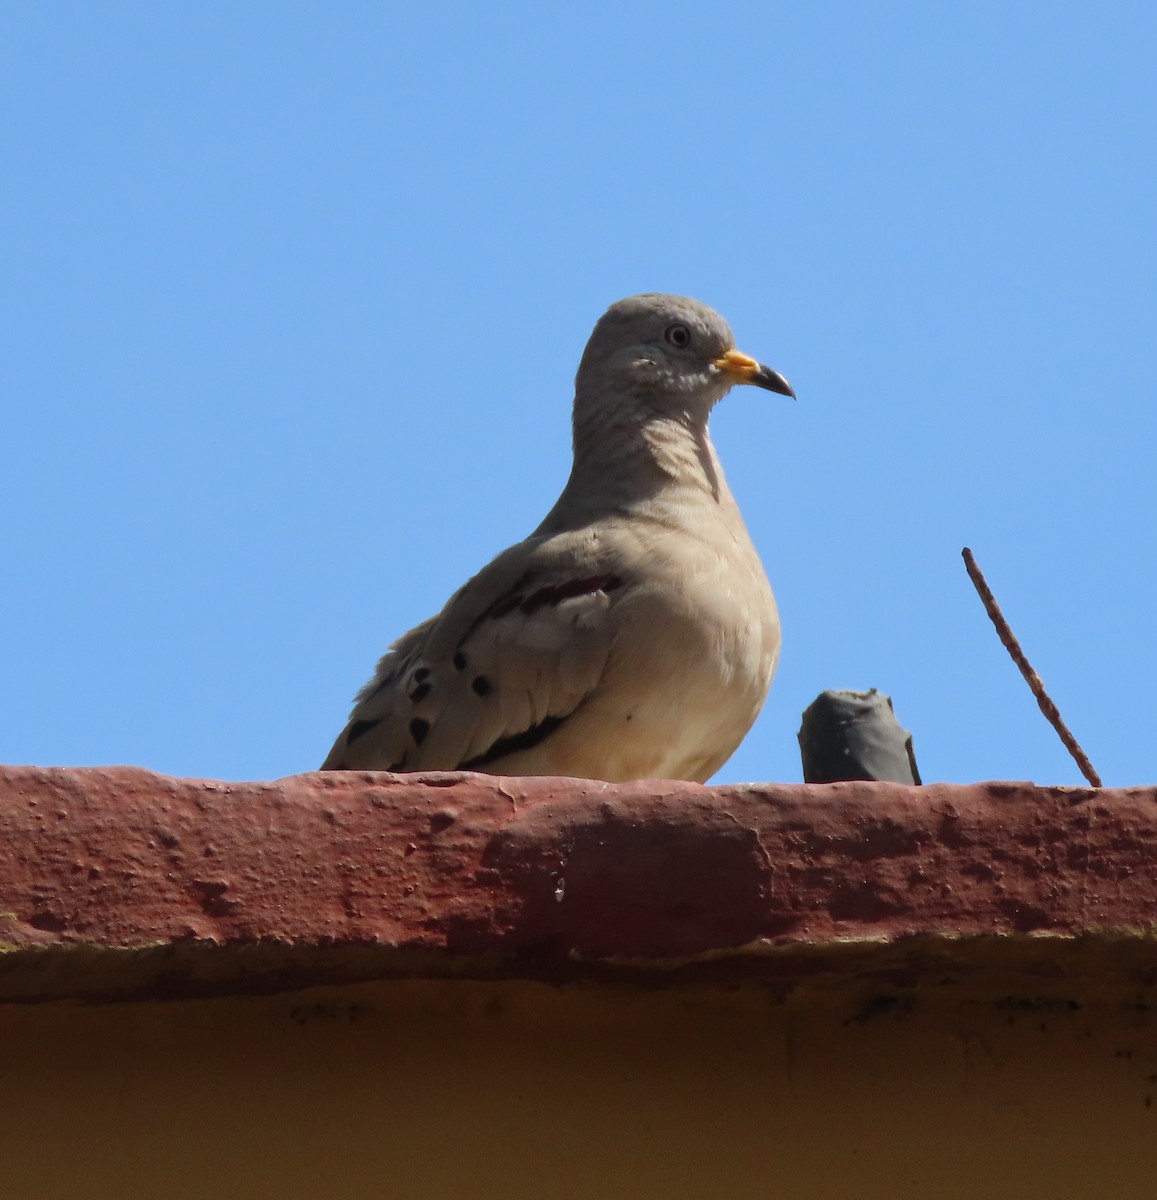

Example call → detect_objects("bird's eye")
664 322 692 349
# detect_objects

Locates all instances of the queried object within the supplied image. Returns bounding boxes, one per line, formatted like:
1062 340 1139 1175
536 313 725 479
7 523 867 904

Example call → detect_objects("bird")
321 293 794 782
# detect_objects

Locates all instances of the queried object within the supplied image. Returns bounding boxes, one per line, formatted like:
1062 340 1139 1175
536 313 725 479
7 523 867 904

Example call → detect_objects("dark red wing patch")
515 573 624 616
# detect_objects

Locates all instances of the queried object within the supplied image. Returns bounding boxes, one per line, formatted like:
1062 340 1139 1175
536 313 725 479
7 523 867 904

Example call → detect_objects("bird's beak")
713 349 796 398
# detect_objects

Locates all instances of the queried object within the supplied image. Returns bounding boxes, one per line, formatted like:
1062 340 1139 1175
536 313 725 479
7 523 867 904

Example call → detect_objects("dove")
321 293 794 782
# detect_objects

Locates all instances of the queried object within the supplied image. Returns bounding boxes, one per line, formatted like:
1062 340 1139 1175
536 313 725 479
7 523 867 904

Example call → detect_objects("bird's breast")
579 511 779 779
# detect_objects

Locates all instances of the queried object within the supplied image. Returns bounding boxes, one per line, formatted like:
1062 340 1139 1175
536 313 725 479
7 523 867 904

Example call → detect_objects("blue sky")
3 3 1154 787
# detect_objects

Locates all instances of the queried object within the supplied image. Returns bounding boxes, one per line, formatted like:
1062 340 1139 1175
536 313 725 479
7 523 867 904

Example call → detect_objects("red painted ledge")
1 766 1156 1001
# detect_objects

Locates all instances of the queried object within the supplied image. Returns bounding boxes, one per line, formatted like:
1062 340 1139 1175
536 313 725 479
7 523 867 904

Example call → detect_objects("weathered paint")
3 768 1157 978
3 767 1157 1197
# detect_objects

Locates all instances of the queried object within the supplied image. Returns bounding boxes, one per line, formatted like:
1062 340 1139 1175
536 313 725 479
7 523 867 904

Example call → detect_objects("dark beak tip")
755 366 796 399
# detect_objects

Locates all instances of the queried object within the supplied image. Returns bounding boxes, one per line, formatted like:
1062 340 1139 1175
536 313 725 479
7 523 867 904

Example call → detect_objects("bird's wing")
320 532 625 771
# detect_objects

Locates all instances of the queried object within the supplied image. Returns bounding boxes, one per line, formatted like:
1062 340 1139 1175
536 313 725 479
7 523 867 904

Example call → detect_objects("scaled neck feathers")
537 404 730 535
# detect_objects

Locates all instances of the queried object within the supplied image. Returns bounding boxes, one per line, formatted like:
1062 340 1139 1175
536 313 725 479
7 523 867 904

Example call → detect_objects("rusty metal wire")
962 547 1102 788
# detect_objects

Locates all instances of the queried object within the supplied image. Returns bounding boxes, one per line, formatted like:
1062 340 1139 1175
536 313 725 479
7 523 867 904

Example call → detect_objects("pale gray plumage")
321 293 794 782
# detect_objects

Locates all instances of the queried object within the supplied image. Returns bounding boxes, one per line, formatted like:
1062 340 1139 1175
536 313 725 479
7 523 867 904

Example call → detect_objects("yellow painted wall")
2 978 1154 1199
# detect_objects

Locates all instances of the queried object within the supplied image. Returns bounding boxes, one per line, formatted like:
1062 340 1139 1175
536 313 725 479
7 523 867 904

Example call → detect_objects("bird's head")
574 293 794 424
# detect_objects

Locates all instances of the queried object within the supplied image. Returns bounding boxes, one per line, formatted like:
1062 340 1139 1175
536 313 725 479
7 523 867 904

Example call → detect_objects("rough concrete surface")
1 766 1155 1000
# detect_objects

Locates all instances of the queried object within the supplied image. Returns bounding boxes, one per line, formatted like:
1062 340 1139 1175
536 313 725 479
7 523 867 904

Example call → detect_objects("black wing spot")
452 652 468 671
409 717 431 746
346 718 381 746
409 682 432 704
471 675 492 697
460 714 565 770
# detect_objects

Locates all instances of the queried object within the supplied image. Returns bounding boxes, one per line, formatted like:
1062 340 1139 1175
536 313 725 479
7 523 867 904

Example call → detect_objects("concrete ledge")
1 766 1155 1002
